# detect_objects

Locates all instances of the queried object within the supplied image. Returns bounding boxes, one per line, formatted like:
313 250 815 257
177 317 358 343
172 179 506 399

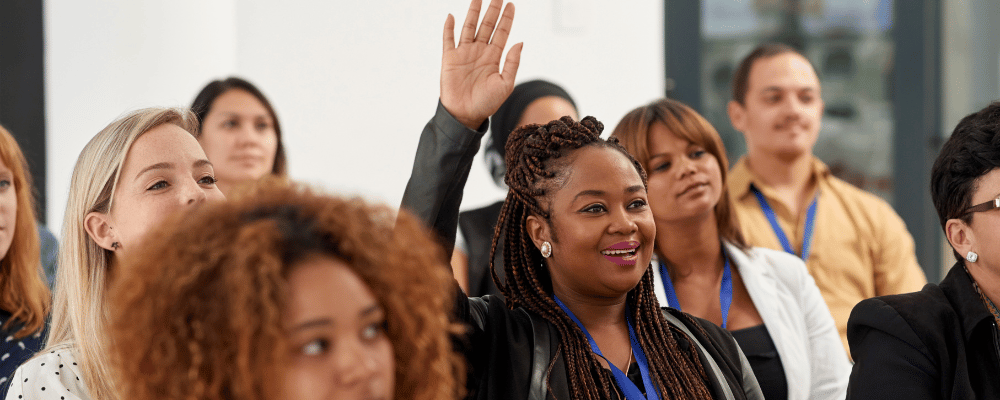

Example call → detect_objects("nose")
182 179 209 206
608 204 639 236
234 123 258 147
674 156 697 179
335 340 380 387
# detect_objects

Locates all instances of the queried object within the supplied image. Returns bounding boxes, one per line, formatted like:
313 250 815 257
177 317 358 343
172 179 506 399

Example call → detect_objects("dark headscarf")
484 80 576 186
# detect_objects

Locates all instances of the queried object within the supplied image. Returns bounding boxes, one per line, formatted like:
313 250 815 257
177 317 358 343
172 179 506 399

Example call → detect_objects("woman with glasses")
847 102 1000 398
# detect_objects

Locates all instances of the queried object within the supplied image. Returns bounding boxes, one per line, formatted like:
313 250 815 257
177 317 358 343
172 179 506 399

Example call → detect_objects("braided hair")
489 116 714 399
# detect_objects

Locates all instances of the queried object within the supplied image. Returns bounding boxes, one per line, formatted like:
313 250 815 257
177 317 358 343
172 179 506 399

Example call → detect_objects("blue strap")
553 296 660 400
658 254 733 329
751 186 819 261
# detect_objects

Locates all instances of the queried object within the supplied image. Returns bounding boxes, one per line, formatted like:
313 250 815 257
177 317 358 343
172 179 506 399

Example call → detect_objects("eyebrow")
762 86 816 93
290 304 380 332
573 185 645 202
134 159 213 181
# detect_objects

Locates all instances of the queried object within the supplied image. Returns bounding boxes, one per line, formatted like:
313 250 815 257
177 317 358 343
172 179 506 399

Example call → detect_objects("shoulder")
823 174 904 222
733 245 811 287
6 346 89 399
848 285 950 347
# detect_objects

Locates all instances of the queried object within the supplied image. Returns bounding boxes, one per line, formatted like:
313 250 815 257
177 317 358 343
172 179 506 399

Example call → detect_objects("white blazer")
653 242 849 400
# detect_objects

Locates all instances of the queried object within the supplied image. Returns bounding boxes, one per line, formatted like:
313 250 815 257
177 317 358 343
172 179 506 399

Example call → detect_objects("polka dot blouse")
0 312 46 399
4 345 89 400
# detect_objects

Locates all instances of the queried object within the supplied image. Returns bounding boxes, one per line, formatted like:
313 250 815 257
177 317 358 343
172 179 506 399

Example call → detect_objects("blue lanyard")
658 254 733 329
751 186 819 261
553 296 660 400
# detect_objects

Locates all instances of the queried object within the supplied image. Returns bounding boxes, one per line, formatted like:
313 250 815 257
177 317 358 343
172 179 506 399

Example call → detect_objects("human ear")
84 211 118 251
945 218 974 259
525 214 552 253
727 100 747 134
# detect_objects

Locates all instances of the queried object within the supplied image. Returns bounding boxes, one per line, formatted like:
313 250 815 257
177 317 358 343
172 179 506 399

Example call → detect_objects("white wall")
45 0 665 231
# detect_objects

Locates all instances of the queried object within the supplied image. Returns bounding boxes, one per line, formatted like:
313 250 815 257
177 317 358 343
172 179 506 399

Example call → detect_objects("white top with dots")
4 345 88 400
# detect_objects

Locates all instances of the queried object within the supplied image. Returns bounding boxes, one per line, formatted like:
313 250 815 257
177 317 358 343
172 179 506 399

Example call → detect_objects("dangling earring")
967 251 979 263
540 241 552 258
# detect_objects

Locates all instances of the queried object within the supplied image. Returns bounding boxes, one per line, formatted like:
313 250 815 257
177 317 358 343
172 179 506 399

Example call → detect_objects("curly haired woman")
108 183 463 400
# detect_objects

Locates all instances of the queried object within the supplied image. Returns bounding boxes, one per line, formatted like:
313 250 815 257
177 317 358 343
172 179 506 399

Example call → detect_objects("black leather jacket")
401 102 764 400
847 262 1000 399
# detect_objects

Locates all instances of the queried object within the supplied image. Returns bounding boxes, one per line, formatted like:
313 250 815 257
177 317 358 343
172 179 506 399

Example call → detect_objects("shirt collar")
940 262 997 341
729 155 831 199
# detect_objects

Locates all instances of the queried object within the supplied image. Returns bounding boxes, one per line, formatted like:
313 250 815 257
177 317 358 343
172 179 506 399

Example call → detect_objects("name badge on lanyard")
751 185 819 261
553 296 661 400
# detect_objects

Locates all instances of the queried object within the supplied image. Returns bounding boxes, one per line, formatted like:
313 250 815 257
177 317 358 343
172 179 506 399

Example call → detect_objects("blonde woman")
5 108 225 400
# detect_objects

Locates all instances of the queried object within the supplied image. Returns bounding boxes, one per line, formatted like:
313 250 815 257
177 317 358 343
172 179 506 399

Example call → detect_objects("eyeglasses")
963 197 1000 216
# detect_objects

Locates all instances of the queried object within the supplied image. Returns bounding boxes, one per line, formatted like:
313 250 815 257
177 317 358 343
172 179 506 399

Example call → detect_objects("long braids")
489 116 714 399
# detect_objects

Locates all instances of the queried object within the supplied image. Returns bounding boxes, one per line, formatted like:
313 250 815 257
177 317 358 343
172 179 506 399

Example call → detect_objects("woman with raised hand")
611 99 849 400
191 77 287 197
0 125 49 398
847 102 1000 398
108 184 462 400
5 108 225 400
401 0 763 398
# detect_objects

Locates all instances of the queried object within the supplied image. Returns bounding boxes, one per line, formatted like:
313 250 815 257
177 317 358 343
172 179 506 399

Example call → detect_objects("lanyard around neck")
552 296 661 400
751 185 819 261
658 254 733 329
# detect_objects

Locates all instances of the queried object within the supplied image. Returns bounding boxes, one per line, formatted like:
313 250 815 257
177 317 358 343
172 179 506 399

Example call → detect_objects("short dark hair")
191 77 287 176
731 43 811 105
930 101 1000 261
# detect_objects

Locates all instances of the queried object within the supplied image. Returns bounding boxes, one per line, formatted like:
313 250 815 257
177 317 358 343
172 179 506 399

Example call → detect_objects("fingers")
443 14 456 51
459 0 482 44
475 0 503 43
501 42 523 83
488 3 515 51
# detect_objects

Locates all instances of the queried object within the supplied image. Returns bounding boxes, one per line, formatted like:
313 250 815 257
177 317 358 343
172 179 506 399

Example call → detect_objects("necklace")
964 266 1000 329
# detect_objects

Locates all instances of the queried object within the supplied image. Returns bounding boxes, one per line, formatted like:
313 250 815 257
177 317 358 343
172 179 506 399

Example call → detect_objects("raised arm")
400 0 521 256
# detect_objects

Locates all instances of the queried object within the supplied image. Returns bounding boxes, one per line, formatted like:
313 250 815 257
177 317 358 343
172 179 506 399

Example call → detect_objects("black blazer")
847 262 1000 399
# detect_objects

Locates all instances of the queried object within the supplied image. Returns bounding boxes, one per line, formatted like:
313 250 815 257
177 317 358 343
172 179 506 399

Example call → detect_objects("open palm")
441 0 523 129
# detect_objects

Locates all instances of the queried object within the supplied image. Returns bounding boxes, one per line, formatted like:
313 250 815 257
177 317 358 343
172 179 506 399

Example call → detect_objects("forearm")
400 101 487 257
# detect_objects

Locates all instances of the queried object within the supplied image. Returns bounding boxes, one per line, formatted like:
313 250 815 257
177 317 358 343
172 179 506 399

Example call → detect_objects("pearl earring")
967 251 978 263
540 242 552 258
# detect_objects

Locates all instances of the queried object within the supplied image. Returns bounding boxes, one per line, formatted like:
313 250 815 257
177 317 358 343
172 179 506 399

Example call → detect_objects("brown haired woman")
108 183 462 400
611 99 849 400
401 1 763 398
0 125 49 398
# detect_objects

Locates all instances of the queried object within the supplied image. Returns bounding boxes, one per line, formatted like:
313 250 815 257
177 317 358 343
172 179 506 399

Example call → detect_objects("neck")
656 212 723 278
967 262 1000 310
553 286 629 331
746 151 814 193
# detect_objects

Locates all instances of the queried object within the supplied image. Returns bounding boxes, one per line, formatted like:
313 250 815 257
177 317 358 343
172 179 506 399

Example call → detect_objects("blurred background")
1 0 997 281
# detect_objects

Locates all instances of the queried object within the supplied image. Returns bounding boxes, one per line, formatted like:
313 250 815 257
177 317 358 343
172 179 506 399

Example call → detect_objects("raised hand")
440 0 523 130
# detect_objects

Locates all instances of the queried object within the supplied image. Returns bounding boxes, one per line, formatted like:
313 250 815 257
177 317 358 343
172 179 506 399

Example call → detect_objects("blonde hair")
44 107 199 400
0 124 48 338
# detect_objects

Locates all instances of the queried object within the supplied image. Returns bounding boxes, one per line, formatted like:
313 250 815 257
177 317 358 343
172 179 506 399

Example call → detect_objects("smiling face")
281 255 395 400
528 145 656 298
95 124 225 255
728 52 824 160
0 157 16 260
645 122 724 225
198 89 278 191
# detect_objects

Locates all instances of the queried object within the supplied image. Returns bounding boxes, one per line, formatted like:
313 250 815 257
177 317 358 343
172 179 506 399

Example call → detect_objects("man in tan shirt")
725 43 927 352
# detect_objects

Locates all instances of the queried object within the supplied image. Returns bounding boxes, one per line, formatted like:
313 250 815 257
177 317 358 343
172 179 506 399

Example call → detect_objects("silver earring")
967 251 978 263
540 241 552 258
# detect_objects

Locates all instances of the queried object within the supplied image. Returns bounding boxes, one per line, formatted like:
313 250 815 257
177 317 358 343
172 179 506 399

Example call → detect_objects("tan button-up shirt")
727 157 927 353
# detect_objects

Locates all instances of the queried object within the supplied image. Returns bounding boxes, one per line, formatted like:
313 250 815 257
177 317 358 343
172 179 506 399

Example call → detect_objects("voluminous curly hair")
109 182 464 400
492 115 713 399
